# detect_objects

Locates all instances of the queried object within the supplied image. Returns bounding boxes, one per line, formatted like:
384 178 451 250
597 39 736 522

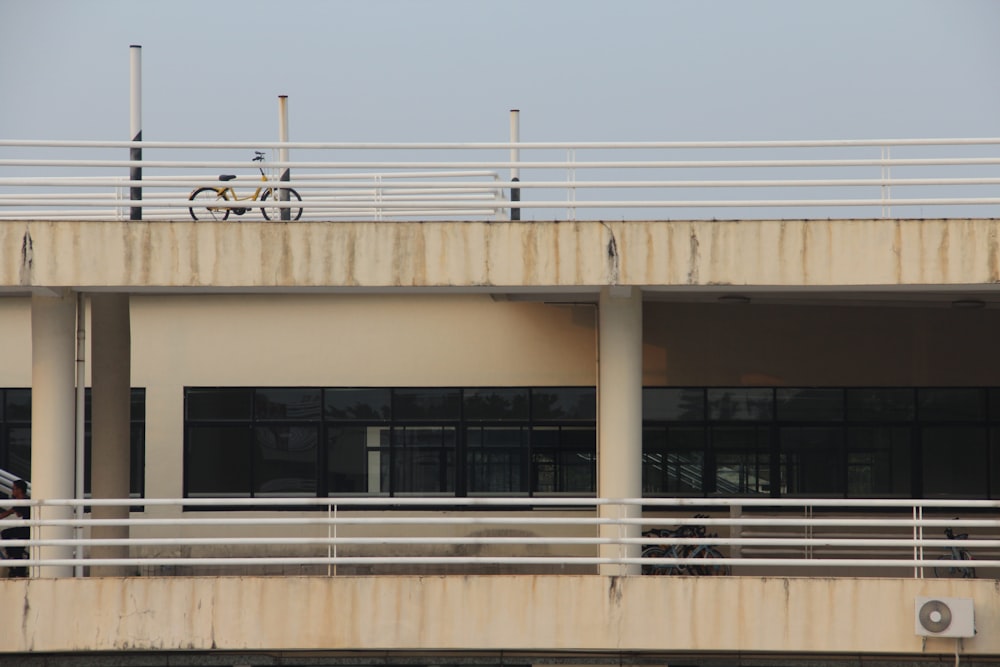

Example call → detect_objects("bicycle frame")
188 153 303 222
210 173 269 204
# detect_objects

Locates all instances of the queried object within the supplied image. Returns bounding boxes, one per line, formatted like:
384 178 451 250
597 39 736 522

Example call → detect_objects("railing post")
509 109 520 221
278 95 291 221
129 45 142 221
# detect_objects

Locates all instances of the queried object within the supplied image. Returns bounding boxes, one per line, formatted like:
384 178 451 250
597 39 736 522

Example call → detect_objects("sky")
2 0 1000 145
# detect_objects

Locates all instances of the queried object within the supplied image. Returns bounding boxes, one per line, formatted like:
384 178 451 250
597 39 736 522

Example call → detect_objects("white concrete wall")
3 294 1000 503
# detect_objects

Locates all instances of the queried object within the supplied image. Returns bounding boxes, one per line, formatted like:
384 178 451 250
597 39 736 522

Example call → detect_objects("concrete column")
90 294 131 576
31 291 78 578
597 286 643 575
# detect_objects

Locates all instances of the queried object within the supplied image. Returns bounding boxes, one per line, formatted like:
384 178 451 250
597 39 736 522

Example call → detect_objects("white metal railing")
1 496 998 578
1 138 999 221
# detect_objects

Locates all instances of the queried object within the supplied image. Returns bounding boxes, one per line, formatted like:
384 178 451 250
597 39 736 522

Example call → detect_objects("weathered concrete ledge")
1 575 997 656
2 219 999 290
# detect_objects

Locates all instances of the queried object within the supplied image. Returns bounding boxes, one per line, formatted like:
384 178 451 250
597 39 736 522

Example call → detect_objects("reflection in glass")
253 425 318 496
391 427 456 494
464 388 529 421
711 426 771 495
324 388 391 421
708 388 773 421
531 388 596 420
255 388 321 421
780 426 844 496
467 427 527 494
922 426 988 497
643 426 704 495
846 426 911 497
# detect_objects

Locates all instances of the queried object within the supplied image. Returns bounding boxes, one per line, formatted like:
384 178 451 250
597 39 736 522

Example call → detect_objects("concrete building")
1 139 1000 666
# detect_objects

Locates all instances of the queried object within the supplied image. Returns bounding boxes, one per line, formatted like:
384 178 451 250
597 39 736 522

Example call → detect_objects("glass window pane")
776 388 843 422
186 388 253 421
186 425 251 496
254 388 321 421
846 388 914 421
464 388 529 421
393 389 461 420
253 425 318 496
780 426 844 496
643 426 704 495
4 426 30 481
992 428 1000 499
130 388 146 421
846 426 911 497
391 427 456 493
711 426 771 495
531 388 596 420
530 426 595 493
327 426 385 494
130 422 145 497
922 426 988 497
918 388 986 421
467 427 527 494
324 388 390 421
708 388 773 421
643 388 704 421
5 389 30 422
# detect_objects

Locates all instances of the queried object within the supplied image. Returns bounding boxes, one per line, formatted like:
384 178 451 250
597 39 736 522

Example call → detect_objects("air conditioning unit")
915 597 975 638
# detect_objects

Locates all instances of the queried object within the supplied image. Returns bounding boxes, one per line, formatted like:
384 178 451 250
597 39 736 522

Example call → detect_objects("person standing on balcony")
0 479 29 577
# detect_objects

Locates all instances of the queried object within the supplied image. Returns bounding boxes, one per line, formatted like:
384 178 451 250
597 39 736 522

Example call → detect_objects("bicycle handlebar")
253 151 265 162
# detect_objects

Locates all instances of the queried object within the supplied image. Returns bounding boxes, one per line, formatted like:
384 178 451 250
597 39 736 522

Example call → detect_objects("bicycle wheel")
189 188 230 221
641 546 674 575
260 187 303 221
934 552 976 579
689 546 731 576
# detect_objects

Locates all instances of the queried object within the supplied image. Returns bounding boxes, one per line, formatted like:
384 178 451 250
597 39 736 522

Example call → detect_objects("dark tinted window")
532 388 596 420
393 388 461 420
254 388 321 421
187 388 253 421
324 389 391 421
708 388 773 421
186 425 252 497
776 388 843 422
846 388 914 421
5 390 30 421
918 388 986 421
464 388 529 421
643 388 704 421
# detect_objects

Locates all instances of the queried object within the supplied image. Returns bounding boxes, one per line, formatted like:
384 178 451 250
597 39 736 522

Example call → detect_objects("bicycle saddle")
218 175 237 182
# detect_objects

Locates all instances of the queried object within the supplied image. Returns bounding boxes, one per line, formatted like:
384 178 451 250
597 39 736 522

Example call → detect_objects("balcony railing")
1 497 999 579
2 138 1000 221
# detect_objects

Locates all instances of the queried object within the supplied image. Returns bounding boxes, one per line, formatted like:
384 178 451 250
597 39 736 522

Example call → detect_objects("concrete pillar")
31 291 78 577
597 286 643 575
90 294 131 576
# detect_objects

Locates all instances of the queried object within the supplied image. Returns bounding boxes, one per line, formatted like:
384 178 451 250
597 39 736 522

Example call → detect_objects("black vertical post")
510 109 520 221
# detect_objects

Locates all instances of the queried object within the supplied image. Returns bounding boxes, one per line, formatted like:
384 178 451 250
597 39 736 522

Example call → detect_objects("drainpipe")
74 293 85 577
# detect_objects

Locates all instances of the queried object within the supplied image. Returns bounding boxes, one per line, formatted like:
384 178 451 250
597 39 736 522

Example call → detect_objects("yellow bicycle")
188 151 302 221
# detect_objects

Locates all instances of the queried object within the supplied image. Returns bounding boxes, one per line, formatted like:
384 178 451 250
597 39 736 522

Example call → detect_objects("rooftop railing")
1 496 998 579
1 138 1000 221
